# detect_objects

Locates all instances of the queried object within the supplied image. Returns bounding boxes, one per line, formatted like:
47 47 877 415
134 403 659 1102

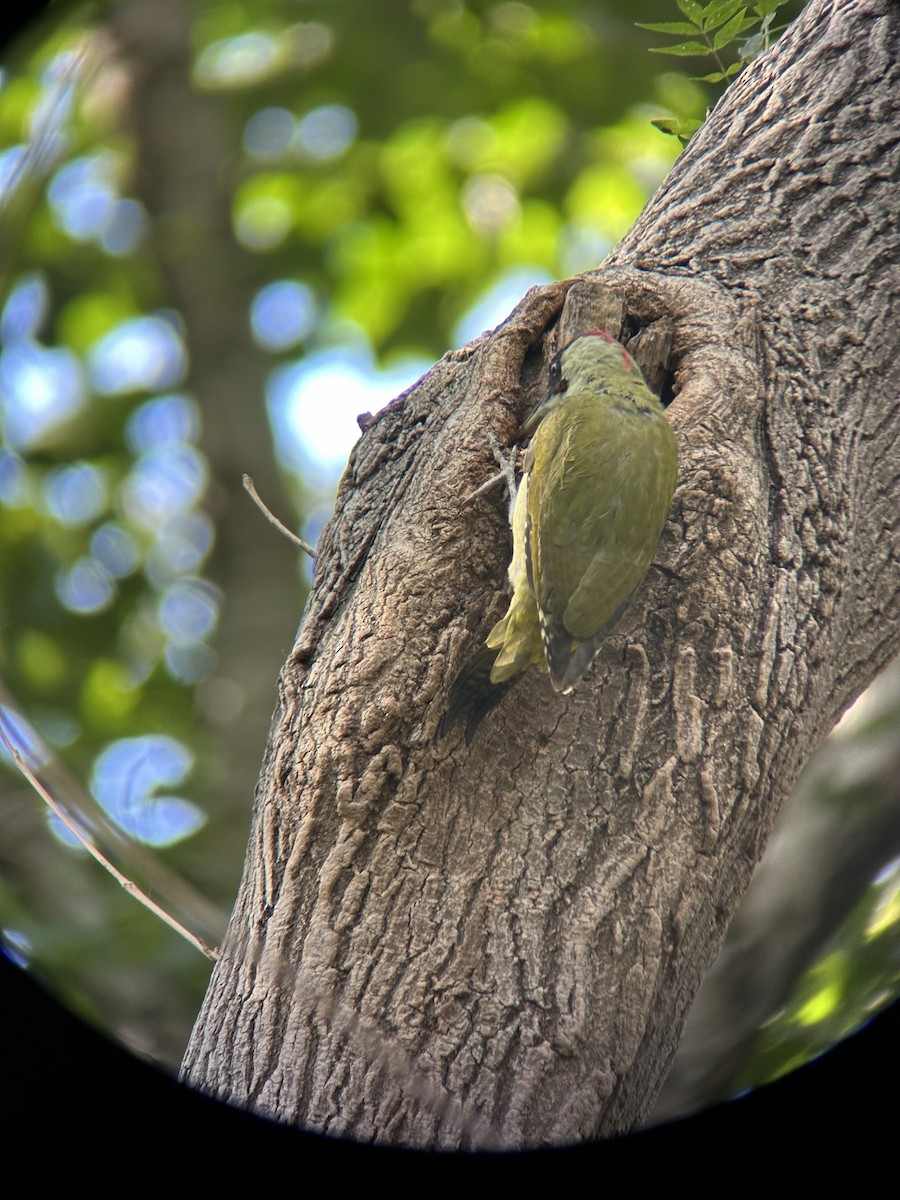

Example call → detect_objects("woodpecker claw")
462 432 520 510
462 469 504 507
489 431 519 516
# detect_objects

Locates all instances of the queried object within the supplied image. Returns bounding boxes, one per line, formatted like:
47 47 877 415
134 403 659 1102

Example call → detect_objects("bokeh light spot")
164 640 218 685
119 443 208 529
461 173 520 233
243 106 296 160
88 315 188 396
250 280 316 351
145 511 215 583
90 522 140 578
125 393 200 453
1 273 49 341
295 104 356 160
0 450 28 505
44 461 108 526
234 194 293 251
89 735 204 846
100 198 147 255
47 153 117 242
195 32 281 88
267 347 429 480
159 577 220 643
0 341 85 449
55 556 116 615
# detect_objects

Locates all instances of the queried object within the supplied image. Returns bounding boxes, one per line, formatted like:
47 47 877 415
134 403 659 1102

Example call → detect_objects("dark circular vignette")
3 951 896 1181
1 4 896 1175
0 2 51 57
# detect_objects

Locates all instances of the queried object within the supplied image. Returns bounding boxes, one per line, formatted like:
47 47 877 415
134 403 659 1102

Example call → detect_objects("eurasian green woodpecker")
441 330 678 742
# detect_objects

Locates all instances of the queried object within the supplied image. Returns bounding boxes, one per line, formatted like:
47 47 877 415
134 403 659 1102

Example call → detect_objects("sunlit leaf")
651 116 703 143
636 21 701 34
649 40 714 56
81 659 139 728
755 0 788 15
713 10 755 48
693 63 743 81
699 0 746 30
15 629 68 691
56 291 137 354
676 0 705 21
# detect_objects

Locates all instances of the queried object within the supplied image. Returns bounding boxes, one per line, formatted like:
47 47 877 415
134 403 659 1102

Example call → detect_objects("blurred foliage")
741 862 900 1092
4 0 895 1128
733 675 900 1096
0 0 703 1070
639 0 795 140
650 659 900 1124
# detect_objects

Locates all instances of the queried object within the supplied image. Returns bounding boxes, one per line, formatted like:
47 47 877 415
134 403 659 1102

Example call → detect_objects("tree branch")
182 0 900 1147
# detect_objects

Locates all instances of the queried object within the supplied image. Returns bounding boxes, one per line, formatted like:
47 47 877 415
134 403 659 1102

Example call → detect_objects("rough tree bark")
650 655 900 1123
182 0 900 1148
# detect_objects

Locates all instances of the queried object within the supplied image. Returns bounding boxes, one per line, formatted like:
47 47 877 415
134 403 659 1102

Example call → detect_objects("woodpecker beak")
517 403 544 439
519 376 565 438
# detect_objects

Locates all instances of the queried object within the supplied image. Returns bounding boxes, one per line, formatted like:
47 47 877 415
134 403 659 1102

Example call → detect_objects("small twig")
0 720 219 962
242 474 316 558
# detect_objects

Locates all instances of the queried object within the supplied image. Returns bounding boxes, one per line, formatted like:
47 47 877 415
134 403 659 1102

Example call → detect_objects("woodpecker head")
520 331 641 436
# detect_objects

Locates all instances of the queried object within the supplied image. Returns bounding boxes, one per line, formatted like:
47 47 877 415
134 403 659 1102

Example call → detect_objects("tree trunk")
649 654 900 1124
181 0 900 1148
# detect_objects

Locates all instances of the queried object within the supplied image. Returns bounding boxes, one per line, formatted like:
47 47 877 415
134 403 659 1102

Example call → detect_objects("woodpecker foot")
489 431 519 512
462 432 519 512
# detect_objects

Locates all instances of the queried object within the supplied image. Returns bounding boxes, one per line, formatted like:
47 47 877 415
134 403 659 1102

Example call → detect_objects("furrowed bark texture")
182 0 900 1147
650 657 900 1124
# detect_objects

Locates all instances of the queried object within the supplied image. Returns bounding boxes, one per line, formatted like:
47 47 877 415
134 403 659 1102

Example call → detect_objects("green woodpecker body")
442 330 678 742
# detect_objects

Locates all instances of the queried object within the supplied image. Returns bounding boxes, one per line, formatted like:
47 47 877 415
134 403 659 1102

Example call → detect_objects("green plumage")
441 331 678 742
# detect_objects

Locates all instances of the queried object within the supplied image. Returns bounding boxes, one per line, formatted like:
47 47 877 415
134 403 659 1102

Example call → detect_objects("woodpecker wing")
525 386 677 691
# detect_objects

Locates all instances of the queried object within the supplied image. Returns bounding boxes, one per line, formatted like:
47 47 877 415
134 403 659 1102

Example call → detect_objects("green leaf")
739 31 764 59
651 116 703 144
758 11 790 40
692 62 743 81
699 0 744 30
675 0 705 23
635 21 702 34
713 9 753 48
649 40 713 56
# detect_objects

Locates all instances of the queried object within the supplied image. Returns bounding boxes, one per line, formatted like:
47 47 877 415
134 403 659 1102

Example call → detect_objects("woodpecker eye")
548 354 566 394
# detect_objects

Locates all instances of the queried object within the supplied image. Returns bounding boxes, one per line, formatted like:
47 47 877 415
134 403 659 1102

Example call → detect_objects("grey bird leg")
463 431 519 517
